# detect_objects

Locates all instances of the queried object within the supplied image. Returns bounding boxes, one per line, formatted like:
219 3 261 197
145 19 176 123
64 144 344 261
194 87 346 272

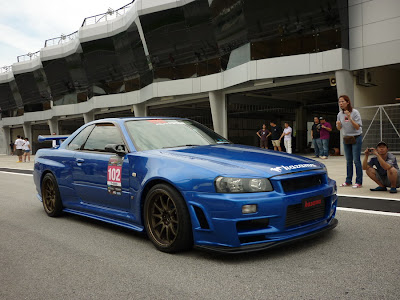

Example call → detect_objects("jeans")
312 138 322 157
321 138 329 157
343 135 363 185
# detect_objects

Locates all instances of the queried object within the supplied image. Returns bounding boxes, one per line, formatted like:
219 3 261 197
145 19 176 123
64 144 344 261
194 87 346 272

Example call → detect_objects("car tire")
41 173 63 217
144 184 193 253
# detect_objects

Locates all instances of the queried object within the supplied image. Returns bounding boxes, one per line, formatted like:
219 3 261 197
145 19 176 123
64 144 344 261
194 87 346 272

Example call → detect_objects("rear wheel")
144 184 193 253
41 173 63 217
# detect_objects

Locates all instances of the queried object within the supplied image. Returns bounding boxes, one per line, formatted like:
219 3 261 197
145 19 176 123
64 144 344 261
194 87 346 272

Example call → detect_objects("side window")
66 125 94 150
83 124 125 152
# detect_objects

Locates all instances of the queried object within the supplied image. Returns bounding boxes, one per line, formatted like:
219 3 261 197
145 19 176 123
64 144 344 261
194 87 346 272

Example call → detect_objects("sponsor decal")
147 119 184 126
302 196 324 210
304 199 322 208
270 163 318 172
147 119 166 124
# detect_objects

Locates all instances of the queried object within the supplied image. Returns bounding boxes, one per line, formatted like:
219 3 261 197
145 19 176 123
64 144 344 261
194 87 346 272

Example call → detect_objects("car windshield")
124 119 230 151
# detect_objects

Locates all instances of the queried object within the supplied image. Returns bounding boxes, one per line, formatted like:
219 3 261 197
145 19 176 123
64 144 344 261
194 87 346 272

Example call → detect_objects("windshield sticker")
270 164 318 172
147 120 167 124
107 156 123 195
155 121 185 126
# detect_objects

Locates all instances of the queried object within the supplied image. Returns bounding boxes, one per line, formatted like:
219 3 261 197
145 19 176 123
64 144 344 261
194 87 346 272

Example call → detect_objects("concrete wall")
349 0 400 70
354 66 400 107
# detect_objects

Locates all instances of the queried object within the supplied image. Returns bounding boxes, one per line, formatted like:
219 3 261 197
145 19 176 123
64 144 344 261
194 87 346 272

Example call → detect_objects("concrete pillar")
295 106 307 153
47 118 59 135
83 111 94 124
335 70 354 102
0 126 10 155
209 91 228 138
335 70 354 156
23 123 32 144
132 103 147 117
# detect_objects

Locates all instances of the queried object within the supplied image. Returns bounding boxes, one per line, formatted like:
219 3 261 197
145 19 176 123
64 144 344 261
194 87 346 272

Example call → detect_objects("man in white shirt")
279 122 292 154
52 132 57 148
13 135 25 162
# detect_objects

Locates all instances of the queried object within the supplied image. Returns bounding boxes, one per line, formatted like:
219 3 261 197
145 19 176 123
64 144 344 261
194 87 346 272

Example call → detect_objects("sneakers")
390 188 398 194
320 156 327 159
370 186 387 191
352 183 362 188
340 182 351 187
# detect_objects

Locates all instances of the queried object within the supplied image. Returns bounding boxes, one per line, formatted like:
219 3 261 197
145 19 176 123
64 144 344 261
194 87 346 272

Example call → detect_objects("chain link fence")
359 103 400 153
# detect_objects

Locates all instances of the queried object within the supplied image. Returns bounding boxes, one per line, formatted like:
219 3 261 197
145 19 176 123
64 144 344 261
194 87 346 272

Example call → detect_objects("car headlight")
215 177 273 193
322 164 328 176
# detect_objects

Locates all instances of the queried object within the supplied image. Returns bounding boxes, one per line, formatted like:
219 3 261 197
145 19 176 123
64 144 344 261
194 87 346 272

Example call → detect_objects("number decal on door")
107 156 123 195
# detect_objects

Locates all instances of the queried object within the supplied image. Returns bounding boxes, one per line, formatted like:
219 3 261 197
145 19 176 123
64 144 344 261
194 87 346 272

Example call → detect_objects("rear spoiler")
38 135 70 146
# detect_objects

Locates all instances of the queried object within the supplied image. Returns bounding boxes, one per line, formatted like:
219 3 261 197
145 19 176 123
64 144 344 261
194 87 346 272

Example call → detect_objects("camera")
368 148 374 153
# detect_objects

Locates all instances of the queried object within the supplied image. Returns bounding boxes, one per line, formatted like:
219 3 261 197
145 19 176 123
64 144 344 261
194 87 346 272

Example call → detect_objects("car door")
72 123 131 214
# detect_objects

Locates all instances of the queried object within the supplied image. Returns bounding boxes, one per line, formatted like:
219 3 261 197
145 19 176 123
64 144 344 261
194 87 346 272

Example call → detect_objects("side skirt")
63 208 145 232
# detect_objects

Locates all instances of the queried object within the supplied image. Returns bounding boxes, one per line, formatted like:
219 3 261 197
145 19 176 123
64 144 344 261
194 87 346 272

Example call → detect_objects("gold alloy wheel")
43 177 56 214
147 191 179 247
41 173 63 217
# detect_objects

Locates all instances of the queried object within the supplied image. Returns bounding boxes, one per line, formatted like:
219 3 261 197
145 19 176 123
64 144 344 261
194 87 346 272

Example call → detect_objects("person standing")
22 137 31 162
336 95 363 188
311 117 322 158
13 135 25 163
362 141 399 194
279 122 292 154
52 132 57 148
319 117 332 159
270 121 282 151
9 142 14 155
256 124 271 149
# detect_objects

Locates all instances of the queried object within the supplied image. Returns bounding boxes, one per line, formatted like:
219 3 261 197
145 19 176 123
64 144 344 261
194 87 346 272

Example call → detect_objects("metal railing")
17 51 40 63
0 66 12 74
44 31 79 47
81 1 135 27
359 103 400 153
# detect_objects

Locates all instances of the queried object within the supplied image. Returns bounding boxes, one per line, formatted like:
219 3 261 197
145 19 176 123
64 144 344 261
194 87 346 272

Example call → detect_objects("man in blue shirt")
362 141 399 194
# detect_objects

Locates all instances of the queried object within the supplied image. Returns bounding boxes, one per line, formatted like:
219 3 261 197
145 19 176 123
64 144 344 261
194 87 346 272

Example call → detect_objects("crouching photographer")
362 141 399 194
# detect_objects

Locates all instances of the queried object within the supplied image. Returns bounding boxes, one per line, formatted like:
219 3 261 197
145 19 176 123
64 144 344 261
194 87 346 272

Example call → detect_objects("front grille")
281 175 323 193
236 218 269 232
239 235 266 244
285 199 326 228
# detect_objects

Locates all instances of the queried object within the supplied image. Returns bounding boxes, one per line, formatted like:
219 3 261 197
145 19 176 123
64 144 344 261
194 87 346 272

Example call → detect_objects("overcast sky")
0 0 130 67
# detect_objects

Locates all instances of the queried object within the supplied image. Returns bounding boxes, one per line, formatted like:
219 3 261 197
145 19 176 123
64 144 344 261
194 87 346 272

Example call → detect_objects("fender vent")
193 206 210 229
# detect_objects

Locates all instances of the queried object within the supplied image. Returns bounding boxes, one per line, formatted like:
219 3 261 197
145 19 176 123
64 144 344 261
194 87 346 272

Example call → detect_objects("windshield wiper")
162 144 200 149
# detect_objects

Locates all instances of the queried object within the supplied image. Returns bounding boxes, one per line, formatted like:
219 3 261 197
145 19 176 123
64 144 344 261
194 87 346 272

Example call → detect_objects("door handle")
76 158 85 164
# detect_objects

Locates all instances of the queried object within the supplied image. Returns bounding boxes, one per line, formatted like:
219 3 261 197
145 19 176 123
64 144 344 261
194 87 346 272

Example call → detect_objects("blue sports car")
34 118 338 253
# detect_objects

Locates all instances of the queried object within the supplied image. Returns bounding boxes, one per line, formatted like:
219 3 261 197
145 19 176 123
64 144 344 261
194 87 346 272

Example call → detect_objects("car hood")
156 144 323 178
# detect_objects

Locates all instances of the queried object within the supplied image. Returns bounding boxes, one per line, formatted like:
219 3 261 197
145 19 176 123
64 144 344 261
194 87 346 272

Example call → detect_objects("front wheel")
144 184 193 253
41 173 63 217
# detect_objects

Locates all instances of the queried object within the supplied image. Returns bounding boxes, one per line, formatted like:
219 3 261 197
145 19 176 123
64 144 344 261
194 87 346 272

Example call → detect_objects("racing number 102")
107 166 122 183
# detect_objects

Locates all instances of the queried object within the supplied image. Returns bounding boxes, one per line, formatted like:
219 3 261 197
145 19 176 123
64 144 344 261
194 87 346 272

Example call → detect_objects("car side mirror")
105 144 127 156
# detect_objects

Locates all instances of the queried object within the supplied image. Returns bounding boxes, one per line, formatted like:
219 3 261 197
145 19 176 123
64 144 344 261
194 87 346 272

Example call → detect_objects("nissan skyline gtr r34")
34 118 338 253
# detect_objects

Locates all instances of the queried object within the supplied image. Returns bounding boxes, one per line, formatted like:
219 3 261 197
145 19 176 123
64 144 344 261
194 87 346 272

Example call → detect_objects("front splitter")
195 218 338 254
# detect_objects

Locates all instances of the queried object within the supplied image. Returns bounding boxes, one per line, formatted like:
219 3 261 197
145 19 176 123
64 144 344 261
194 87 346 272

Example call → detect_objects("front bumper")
183 176 337 252
195 218 338 254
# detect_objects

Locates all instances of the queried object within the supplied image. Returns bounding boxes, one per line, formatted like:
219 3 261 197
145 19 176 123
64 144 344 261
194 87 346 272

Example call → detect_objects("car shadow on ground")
56 211 339 260
62 213 148 241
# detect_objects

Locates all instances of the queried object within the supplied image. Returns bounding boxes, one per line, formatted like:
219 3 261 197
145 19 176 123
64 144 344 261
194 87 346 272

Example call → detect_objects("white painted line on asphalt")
338 193 400 201
337 207 400 217
0 171 33 176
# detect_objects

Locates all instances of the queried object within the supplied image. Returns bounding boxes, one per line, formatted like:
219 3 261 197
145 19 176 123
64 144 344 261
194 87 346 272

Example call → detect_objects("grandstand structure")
1 0 399 154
